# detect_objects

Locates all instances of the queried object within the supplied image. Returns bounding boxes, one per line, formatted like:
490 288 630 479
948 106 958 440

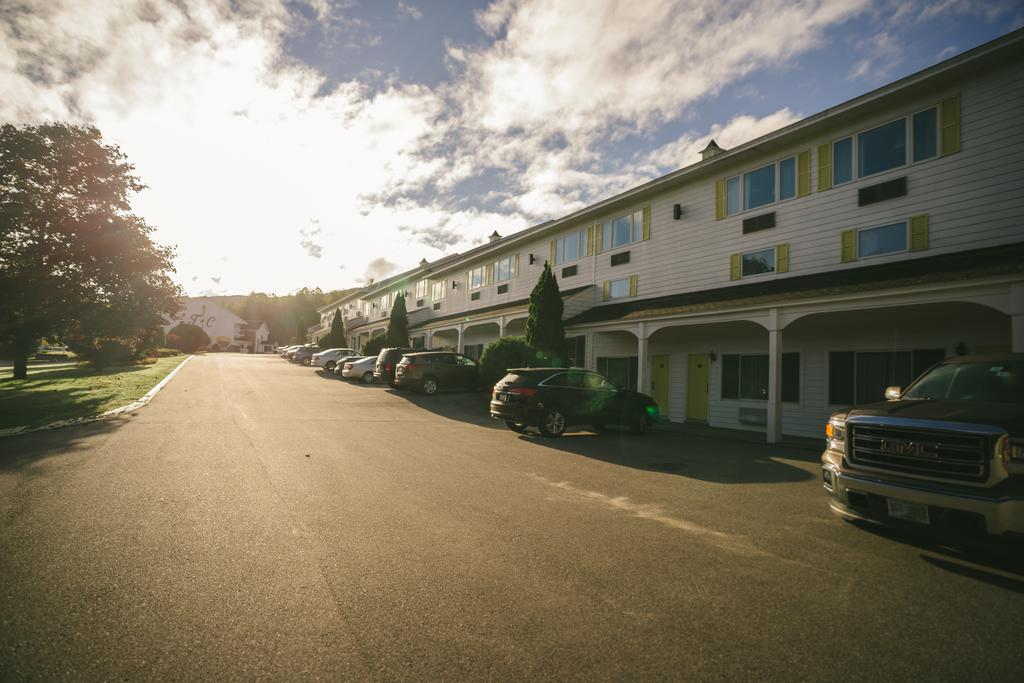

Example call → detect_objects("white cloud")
847 31 902 81
398 2 423 21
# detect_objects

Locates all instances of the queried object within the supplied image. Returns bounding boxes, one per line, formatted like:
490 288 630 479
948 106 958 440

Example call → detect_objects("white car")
311 348 357 370
340 356 377 383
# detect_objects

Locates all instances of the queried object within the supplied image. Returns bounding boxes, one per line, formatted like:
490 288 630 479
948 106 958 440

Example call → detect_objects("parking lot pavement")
2 353 1022 680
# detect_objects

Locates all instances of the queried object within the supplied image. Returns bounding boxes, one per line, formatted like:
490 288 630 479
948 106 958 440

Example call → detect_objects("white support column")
766 308 783 444
425 330 433 350
457 324 464 354
636 322 648 393
498 315 506 338
1012 284 1024 353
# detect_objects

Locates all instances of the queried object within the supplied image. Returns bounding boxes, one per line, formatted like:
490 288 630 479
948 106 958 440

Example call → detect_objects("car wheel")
629 411 649 435
302 358 311 366
539 408 567 438
421 377 439 395
505 421 529 433
325 361 335 371
362 371 374 383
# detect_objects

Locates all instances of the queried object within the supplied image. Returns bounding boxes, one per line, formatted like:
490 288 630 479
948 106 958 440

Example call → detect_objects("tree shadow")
0 418 127 471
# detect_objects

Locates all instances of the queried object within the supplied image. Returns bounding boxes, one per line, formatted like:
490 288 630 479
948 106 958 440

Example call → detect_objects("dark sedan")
490 368 659 437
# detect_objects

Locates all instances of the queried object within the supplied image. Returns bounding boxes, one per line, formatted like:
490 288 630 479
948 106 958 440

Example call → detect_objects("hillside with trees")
220 288 358 345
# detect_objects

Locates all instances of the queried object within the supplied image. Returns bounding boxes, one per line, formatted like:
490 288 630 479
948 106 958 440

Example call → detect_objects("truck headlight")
998 436 1024 472
825 418 846 450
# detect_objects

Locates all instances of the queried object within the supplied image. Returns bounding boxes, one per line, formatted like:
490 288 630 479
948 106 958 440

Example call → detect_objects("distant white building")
164 297 271 353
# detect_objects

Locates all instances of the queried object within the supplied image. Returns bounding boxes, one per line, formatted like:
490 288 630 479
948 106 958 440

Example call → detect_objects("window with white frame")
608 276 631 299
554 228 588 265
468 265 486 289
361 301 371 317
493 254 515 282
832 105 939 185
602 209 644 251
857 221 907 258
415 279 428 299
741 248 775 277
725 155 798 216
431 280 446 300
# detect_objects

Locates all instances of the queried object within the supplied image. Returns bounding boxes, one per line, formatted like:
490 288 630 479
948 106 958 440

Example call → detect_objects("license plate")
886 498 930 525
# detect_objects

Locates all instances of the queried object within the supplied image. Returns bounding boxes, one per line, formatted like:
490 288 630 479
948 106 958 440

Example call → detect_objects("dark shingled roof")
565 242 1024 326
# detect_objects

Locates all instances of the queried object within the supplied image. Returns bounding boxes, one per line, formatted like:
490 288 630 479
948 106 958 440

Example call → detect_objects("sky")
2 1 1021 296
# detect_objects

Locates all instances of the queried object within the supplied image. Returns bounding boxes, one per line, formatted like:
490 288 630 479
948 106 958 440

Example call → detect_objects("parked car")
292 345 322 365
280 345 301 358
490 368 659 437
821 353 1024 539
35 345 70 361
339 356 377 383
374 347 417 385
312 348 357 370
332 355 365 377
394 351 480 394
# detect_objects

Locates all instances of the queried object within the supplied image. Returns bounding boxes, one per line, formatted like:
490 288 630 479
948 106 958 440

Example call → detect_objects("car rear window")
499 372 539 386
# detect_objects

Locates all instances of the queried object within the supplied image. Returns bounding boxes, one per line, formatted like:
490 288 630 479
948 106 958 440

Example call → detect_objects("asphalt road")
2 354 1022 680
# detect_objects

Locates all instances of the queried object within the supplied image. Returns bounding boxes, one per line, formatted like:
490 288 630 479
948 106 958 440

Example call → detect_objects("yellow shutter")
586 225 595 256
797 150 811 197
595 223 604 254
729 253 741 281
841 229 856 262
817 143 832 191
715 179 726 220
464 271 470 289
549 240 556 266
941 94 961 156
486 263 494 285
776 243 789 273
629 274 638 297
514 253 519 275
642 206 651 240
602 281 610 301
909 214 929 251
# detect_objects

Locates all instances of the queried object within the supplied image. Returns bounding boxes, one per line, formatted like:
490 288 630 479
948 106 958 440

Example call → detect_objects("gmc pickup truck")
821 354 1023 539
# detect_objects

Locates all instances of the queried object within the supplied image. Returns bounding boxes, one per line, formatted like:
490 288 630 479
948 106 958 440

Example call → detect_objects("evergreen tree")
386 292 409 347
295 318 307 344
324 308 345 348
525 263 568 366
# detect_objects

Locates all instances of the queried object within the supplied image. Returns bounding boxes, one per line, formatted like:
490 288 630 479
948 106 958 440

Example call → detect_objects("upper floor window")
468 265 486 289
857 221 907 258
431 280 447 300
602 209 644 251
554 228 588 265
832 105 938 185
379 294 388 311
609 276 631 299
361 301 371 317
725 155 798 216
494 254 515 282
415 279 428 299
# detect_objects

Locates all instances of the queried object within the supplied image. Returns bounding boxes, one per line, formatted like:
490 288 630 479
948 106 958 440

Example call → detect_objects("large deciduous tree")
0 123 181 378
525 262 568 367
386 292 408 347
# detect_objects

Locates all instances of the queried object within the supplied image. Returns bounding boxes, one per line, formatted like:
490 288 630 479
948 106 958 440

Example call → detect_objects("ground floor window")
596 356 638 390
721 353 799 402
411 336 425 349
829 348 945 405
463 343 484 361
566 335 586 367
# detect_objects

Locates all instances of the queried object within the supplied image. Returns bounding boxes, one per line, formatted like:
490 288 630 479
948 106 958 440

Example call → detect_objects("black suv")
490 368 659 437
393 352 480 394
374 347 417 385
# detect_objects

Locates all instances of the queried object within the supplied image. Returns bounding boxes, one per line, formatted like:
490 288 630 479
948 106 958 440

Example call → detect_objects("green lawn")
0 356 186 430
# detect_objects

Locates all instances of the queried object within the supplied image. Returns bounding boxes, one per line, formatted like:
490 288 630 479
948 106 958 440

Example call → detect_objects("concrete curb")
0 354 193 439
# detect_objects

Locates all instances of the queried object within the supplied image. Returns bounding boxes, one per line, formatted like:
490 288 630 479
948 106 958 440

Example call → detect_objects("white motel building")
313 30 1024 443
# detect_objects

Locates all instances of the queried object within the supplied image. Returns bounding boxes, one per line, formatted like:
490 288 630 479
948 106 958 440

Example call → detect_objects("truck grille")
848 423 989 483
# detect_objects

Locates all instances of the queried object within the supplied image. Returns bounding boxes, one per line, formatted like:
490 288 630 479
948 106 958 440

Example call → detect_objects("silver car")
340 356 377 383
311 348 357 370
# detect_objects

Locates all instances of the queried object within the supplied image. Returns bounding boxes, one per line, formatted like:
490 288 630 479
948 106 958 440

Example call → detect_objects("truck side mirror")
884 386 902 401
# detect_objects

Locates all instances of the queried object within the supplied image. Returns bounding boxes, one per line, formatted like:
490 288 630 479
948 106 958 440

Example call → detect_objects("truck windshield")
903 360 1023 403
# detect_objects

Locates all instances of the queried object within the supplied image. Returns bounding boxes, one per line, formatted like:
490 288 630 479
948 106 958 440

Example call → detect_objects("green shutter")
909 214 929 251
549 240 556 265
797 150 811 197
729 253 741 280
715 179 726 220
629 274 638 297
841 229 856 262
817 143 832 191
642 206 651 240
941 94 961 156
594 223 604 254
776 243 789 273
586 225 594 256
602 281 610 301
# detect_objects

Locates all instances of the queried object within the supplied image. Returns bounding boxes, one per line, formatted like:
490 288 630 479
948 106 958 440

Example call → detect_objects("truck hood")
847 400 1024 435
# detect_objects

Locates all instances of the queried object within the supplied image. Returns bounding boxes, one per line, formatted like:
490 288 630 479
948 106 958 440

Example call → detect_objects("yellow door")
687 354 709 421
651 355 670 419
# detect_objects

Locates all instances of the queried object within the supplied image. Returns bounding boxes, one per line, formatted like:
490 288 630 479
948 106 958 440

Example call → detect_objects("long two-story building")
339 29 1024 442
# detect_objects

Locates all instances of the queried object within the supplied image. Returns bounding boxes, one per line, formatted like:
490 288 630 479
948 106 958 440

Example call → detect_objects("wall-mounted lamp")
954 341 967 356
529 254 536 265
708 351 717 362
451 280 458 290
673 204 683 220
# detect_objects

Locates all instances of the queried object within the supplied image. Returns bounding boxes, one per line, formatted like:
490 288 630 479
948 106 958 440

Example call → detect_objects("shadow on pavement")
0 418 126 471
386 387 505 430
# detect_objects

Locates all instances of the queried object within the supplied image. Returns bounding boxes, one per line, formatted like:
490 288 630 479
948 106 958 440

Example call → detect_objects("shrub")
72 337 136 369
166 323 210 353
479 336 532 389
155 347 182 357
362 332 387 358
